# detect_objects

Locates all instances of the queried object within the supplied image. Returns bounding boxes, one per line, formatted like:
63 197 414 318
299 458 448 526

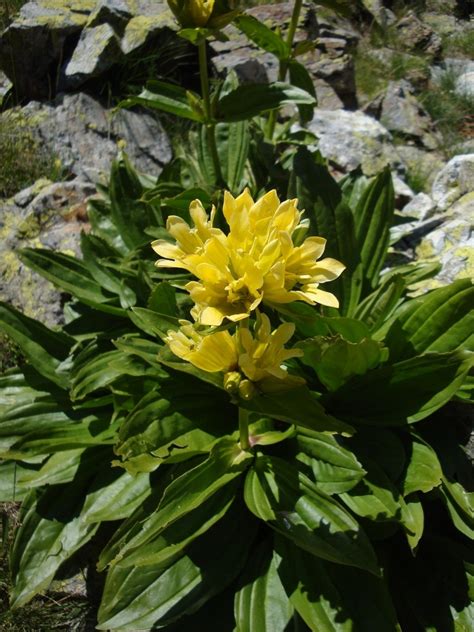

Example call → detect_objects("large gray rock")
395 11 442 59
9 92 172 183
455 71 474 98
431 154 474 210
0 179 96 325
305 109 403 176
63 23 122 88
0 1 95 100
210 2 358 109
365 80 440 150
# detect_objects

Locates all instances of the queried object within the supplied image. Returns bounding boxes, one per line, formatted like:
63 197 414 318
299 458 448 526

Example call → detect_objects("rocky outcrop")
0 179 95 325
4 93 172 183
395 10 442 59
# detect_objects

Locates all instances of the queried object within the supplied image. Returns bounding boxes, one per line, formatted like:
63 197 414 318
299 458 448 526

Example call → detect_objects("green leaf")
18 248 125 316
295 429 366 494
129 306 180 338
404 496 424 551
121 81 203 122
354 274 405 332
299 335 384 390
87 196 129 255
241 386 354 436
234 538 293 632
217 120 251 193
354 167 395 292
402 440 443 496
380 279 474 361
234 14 290 60
10 486 100 607
147 282 178 316
290 148 363 316
275 536 353 631
115 381 232 472
0 461 30 501
216 82 315 122
244 454 380 575
288 60 317 123
0 302 73 388
97 499 256 630
324 351 473 426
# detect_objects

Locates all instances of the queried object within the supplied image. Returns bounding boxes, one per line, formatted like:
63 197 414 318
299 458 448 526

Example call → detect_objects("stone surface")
401 192 437 221
455 71 474 98
360 0 396 27
431 154 474 210
304 109 403 176
365 80 440 149
0 71 11 102
0 179 95 325
0 1 95 100
64 23 122 88
395 144 445 190
11 92 172 183
395 11 442 59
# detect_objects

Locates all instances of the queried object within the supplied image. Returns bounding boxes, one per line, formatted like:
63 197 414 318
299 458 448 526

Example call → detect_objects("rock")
395 11 442 59
360 0 396 27
0 1 96 100
431 58 474 86
401 192 437 221
365 80 440 149
415 193 474 288
395 145 444 191
455 71 474 98
210 2 358 109
431 154 474 210
392 175 415 206
0 179 95 326
0 71 11 102
10 92 172 183
305 109 403 176
63 23 122 88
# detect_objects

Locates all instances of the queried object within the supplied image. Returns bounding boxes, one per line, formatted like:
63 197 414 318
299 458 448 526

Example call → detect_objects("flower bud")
167 0 239 29
238 379 257 401
224 371 242 394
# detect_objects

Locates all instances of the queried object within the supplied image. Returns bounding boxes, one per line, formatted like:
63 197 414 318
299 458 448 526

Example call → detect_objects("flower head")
167 0 239 29
153 189 345 325
165 314 304 399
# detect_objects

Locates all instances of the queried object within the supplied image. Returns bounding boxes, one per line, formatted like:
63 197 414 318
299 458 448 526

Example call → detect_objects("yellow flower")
153 190 345 324
167 0 239 29
165 314 304 399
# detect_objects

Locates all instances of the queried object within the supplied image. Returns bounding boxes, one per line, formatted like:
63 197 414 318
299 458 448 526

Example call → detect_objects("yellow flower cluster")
167 0 239 29
154 189 344 398
165 314 304 399
153 190 345 327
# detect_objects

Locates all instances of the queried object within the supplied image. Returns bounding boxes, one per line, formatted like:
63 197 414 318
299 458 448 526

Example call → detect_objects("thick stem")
266 0 304 140
198 39 224 187
239 407 250 451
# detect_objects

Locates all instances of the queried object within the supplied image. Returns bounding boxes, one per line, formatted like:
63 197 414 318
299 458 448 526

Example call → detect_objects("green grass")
441 30 474 59
0 115 63 199
419 69 474 156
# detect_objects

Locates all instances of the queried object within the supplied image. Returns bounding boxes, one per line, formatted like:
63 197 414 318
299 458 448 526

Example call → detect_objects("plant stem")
266 0 303 140
239 407 250 451
197 39 224 187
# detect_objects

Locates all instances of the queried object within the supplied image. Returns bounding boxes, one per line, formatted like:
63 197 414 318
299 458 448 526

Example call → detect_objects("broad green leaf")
295 429 365 494
10 486 100 607
440 478 474 538
404 496 424 551
87 196 129 255
97 500 256 630
129 306 180 337
241 386 354 436
275 536 353 631
402 441 443 496
81 470 152 523
216 82 315 122
290 148 363 316
234 538 293 632
0 461 31 501
147 282 178 316
324 351 473 426
115 381 232 472
288 60 317 123
354 167 394 291
244 454 380 575
121 81 203 122
380 279 474 361
216 120 251 193
299 335 384 390
355 274 405 331
0 302 73 388
106 482 237 569
18 248 125 316
234 14 290 60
